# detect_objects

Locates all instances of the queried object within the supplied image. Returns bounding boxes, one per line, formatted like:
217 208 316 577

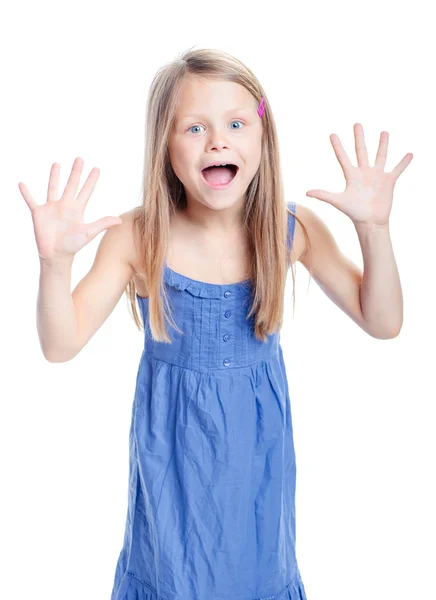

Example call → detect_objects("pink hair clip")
257 97 265 118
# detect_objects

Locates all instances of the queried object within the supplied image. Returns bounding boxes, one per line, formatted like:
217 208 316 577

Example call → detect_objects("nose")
206 125 232 150
208 140 229 152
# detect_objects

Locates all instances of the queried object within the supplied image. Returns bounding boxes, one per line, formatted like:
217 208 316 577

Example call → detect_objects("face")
168 75 263 212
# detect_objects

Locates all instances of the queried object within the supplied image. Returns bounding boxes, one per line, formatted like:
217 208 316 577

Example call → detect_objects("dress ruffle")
283 570 308 600
112 570 307 600
111 571 157 600
163 263 252 299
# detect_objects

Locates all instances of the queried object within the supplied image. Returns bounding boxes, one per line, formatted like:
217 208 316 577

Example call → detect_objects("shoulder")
109 206 141 273
288 202 339 267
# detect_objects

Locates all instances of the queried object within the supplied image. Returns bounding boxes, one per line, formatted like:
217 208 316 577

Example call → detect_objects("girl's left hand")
305 123 413 227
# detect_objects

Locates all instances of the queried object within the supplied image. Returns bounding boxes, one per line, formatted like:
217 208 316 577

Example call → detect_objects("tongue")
202 166 235 185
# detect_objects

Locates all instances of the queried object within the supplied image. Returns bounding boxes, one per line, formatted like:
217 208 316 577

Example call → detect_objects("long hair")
126 46 313 343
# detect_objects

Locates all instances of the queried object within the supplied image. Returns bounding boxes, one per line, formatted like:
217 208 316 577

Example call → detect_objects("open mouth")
200 164 239 189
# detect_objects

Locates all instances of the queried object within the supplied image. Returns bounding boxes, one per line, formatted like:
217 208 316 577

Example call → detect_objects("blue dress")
111 201 307 600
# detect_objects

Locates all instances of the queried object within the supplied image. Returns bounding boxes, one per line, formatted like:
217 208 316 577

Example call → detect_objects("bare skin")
131 205 304 298
135 209 254 298
19 157 134 361
20 157 303 360
23 153 367 362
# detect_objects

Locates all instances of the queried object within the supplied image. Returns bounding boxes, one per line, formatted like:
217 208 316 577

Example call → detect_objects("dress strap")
286 201 297 252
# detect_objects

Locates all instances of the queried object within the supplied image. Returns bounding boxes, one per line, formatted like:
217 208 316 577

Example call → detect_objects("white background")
1 0 434 599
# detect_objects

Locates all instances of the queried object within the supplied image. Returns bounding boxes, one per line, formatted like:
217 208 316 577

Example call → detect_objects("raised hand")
305 123 413 227
19 157 123 261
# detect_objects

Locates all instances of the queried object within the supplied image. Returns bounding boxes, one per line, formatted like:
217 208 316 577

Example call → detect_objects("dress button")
223 334 230 342
224 310 232 318
224 290 231 298
223 358 230 367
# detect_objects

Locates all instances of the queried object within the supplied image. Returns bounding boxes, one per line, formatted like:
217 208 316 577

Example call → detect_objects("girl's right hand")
19 157 123 261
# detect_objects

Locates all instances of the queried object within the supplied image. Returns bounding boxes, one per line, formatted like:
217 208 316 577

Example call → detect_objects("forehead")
174 76 257 120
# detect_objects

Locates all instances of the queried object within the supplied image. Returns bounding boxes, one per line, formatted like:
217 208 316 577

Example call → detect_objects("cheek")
170 138 192 165
168 143 183 171
242 130 261 153
168 144 194 184
243 138 262 167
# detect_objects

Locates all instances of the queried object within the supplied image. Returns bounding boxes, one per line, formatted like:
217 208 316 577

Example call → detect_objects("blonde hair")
126 46 312 343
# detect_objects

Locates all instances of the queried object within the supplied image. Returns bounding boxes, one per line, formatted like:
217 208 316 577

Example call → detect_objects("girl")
19 47 411 600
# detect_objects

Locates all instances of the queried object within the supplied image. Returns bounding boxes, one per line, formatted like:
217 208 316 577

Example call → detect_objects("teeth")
203 162 237 169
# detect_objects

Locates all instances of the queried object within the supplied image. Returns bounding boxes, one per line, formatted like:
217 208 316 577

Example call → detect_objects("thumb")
86 216 123 241
306 189 340 205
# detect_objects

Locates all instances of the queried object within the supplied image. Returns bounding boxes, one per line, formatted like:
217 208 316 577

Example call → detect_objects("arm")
354 221 403 337
296 204 402 339
39 209 137 362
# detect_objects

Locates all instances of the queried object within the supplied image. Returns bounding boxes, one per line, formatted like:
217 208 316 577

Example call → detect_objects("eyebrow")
177 108 252 121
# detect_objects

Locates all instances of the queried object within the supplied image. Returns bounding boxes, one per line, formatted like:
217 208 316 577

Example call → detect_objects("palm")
19 158 122 260
31 200 92 258
306 123 413 226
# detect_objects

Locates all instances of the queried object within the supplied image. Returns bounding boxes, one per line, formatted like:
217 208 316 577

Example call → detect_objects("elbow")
387 324 403 339
385 319 404 339
368 324 403 340
41 345 79 363
43 352 73 363
359 310 403 340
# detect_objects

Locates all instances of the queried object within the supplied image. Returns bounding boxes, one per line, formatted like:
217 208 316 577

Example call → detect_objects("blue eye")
230 120 243 129
189 120 244 134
